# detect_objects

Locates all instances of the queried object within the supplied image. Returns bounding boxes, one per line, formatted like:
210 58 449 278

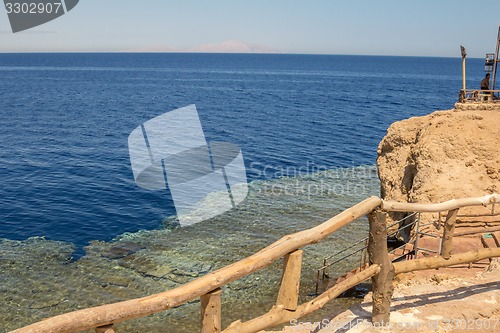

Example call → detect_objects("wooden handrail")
382 194 500 212
12 196 382 333
394 248 500 274
10 193 500 333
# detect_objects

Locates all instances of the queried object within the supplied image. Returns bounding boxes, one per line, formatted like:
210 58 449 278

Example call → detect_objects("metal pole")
414 213 421 258
460 45 467 92
491 25 500 91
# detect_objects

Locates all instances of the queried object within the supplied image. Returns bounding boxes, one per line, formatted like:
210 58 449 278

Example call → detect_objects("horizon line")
0 51 475 59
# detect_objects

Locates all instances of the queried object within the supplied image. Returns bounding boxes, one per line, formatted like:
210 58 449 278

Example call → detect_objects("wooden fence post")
201 288 222 333
368 210 395 325
95 324 115 333
276 249 303 311
440 209 459 260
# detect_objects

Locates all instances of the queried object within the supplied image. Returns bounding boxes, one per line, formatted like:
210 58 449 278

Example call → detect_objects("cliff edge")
377 110 500 238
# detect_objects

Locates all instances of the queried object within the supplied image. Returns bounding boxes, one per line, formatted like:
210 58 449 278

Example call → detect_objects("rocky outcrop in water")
377 110 500 238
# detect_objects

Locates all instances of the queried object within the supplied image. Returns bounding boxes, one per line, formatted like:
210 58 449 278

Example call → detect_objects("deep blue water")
0 53 485 254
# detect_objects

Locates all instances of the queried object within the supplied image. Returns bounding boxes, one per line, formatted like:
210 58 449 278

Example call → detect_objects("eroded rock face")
377 110 500 239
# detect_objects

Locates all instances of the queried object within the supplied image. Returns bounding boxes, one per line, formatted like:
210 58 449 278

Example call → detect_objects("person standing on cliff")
481 73 490 90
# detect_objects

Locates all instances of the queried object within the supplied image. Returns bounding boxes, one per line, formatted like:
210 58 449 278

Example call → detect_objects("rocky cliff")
377 110 500 239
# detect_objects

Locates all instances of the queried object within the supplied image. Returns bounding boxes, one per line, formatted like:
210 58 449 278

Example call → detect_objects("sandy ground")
263 236 500 333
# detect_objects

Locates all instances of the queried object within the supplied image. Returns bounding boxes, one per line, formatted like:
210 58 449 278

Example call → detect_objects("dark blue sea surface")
0 53 484 255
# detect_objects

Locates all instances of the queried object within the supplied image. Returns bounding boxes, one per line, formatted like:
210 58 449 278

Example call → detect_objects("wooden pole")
461 45 467 92
276 250 303 311
201 288 222 333
440 209 459 259
368 211 395 325
394 248 500 274
491 25 500 90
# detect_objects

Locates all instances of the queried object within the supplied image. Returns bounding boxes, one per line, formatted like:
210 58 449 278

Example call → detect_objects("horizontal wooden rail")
455 226 500 237
11 196 382 333
393 247 500 274
382 194 499 212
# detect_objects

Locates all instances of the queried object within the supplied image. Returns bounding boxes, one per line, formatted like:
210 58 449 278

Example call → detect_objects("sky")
1 0 499 57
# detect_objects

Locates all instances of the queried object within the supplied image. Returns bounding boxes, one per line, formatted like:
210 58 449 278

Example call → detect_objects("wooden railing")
11 194 500 333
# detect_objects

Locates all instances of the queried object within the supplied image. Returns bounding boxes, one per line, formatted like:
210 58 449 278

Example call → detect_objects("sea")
0 53 486 332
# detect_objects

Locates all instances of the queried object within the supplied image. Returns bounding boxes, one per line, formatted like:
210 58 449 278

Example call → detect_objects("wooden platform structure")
454 90 500 110
455 26 500 111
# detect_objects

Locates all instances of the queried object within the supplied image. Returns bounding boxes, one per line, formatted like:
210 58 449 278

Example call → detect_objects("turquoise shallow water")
1 166 379 332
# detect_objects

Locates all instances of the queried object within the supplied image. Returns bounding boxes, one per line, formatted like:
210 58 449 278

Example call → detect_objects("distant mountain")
126 40 280 54
188 40 280 53
124 45 180 53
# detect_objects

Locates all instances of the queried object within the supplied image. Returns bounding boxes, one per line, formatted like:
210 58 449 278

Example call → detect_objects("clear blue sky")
1 0 499 57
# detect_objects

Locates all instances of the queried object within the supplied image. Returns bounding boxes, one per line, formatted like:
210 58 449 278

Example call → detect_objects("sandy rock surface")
376 110 500 238
378 110 500 203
